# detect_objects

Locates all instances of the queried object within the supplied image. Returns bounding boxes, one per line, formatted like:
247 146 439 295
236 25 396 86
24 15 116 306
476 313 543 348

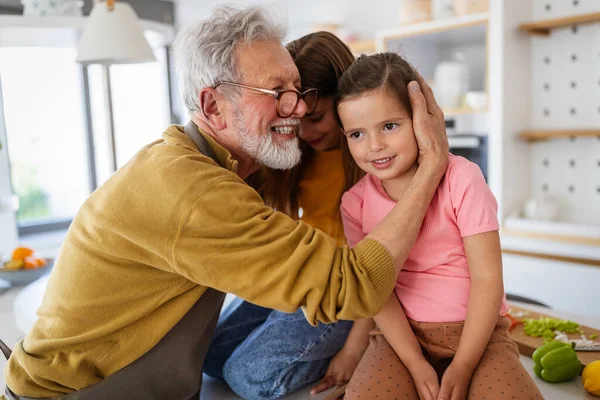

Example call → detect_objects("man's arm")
366 77 448 272
172 78 447 324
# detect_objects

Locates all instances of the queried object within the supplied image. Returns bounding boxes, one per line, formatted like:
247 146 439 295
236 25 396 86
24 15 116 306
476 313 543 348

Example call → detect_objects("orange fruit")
12 246 34 260
23 257 38 269
23 257 47 269
34 258 47 267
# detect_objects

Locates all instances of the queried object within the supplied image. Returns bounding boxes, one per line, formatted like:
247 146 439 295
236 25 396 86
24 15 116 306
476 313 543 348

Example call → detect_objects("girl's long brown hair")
249 31 361 217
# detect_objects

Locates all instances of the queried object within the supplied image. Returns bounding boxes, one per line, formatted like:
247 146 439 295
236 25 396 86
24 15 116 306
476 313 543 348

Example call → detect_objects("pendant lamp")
76 0 156 65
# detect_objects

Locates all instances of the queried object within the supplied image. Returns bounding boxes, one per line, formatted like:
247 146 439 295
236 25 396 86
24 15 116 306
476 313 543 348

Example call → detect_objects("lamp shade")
76 1 156 65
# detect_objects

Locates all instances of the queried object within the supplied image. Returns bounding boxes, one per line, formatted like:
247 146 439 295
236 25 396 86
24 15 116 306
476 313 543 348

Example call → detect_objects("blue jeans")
204 297 353 400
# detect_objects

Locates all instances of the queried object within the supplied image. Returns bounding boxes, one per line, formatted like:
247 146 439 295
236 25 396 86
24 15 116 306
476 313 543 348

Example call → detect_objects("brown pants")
345 317 543 400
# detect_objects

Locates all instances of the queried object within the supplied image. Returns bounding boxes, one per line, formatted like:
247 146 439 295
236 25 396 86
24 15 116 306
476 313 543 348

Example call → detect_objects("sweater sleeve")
340 185 367 248
171 177 396 325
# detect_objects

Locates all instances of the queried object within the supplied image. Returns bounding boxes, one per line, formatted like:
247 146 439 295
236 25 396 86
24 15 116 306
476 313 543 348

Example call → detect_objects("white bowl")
465 91 488 111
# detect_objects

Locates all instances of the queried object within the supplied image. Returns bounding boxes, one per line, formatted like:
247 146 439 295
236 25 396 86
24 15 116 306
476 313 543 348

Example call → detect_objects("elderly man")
2 5 448 400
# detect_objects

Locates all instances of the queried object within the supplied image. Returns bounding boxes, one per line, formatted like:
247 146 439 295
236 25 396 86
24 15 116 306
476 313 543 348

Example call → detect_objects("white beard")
235 110 302 170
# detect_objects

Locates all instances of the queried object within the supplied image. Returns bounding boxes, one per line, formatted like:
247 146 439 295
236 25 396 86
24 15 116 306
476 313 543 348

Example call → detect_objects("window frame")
15 46 175 236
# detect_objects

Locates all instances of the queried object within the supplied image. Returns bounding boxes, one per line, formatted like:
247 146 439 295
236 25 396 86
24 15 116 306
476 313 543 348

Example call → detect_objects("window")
87 48 172 187
0 46 173 234
110 49 171 169
0 47 91 230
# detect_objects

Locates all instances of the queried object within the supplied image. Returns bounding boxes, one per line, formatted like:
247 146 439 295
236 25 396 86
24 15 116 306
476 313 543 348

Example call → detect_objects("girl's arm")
375 294 440 400
374 294 423 365
452 230 504 370
438 230 504 400
340 318 375 356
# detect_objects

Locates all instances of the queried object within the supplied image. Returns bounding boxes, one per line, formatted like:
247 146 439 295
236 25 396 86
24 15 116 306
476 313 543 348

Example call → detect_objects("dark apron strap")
184 121 219 163
1 339 12 360
5 122 227 400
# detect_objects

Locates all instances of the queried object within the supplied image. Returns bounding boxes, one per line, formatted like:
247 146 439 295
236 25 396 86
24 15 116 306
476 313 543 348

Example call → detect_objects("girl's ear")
198 88 227 130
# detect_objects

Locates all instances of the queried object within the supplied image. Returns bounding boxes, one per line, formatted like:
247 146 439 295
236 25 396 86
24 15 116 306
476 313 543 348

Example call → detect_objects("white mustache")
270 118 300 128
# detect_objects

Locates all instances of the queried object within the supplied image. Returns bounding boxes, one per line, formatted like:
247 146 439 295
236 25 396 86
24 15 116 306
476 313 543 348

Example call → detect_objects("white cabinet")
503 252 600 316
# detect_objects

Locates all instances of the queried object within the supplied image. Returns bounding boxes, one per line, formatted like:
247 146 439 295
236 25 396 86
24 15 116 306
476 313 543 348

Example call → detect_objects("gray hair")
172 5 287 114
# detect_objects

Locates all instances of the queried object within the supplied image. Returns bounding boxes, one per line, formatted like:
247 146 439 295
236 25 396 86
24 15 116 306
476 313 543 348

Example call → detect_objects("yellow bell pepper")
583 360 600 396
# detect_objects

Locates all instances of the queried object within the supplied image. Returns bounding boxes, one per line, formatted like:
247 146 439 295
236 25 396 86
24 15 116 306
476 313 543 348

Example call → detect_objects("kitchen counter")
1 277 599 399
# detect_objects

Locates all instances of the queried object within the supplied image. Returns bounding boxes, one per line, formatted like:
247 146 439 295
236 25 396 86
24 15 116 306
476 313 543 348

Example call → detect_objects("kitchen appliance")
448 134 488 181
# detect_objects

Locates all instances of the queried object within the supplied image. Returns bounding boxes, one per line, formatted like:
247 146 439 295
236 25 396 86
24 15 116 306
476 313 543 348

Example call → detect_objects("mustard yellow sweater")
5 125 395 397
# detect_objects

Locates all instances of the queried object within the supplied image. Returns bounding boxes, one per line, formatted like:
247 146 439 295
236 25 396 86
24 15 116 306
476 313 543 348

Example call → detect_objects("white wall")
0 78 19 258
175 0 401 41
498 0 600 318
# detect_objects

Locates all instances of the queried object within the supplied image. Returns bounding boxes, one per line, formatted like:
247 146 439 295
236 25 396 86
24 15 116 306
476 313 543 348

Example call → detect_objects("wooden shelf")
501 219 600 267
519 129 600 142
502 228 600 248
502 249 600 267
519 12 600 36
348 40 376 55
377 12 488 47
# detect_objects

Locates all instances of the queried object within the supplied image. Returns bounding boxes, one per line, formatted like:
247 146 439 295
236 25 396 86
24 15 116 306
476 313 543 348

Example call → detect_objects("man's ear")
199 88 227 130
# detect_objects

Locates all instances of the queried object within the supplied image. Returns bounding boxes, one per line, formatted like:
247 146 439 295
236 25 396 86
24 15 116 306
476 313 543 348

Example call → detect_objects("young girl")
337 53 543 400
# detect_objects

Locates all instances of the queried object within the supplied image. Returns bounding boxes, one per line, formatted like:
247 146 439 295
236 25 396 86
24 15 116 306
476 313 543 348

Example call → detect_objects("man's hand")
438 360 474 400
407 74 449 177
406 358 440 400
309 348 362 395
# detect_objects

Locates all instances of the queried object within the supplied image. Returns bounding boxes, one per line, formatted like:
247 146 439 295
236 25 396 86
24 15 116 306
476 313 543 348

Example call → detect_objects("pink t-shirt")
341 155 508 322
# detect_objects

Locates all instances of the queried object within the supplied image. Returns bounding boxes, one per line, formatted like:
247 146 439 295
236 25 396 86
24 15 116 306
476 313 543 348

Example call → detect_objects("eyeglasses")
213 81 319 118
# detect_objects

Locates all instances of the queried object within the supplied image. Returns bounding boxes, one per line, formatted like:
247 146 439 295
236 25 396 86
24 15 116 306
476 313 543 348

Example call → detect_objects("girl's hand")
407 75 449 176
438 360 474 400
407 358 440 400
309 348 362 395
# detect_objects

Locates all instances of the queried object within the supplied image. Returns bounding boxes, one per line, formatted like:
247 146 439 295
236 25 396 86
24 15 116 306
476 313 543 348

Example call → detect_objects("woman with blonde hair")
203 31 366 399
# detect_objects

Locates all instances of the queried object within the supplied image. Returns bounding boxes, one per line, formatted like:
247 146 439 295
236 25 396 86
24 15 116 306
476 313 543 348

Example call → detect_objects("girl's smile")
370 155 396 169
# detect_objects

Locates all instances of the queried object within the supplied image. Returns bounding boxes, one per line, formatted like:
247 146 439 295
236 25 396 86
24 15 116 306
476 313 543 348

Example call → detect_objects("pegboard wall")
529 0 600 225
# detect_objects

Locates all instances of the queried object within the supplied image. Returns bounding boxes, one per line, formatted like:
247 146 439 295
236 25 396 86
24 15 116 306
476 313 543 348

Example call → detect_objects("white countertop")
1 278 599 399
